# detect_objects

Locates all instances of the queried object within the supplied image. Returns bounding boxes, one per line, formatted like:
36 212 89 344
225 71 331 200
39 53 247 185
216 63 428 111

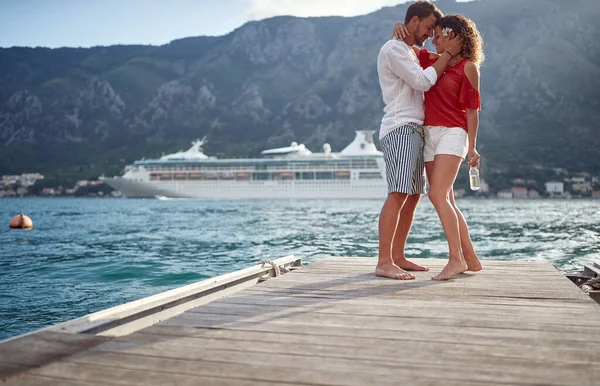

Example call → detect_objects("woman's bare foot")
432 258 468 281
464 252 482 272
376 262 415 280
393 258 429 272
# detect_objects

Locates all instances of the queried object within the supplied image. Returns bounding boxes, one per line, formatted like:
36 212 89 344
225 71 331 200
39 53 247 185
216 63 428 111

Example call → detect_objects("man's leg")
391 194 429 271
449 188 482 271
376 192 415 280
426 155 467 280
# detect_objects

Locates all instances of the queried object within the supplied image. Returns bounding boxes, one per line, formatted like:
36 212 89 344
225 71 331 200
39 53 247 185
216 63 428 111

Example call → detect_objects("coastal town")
453 172 600 199
0 174 120 198
1 170 599 199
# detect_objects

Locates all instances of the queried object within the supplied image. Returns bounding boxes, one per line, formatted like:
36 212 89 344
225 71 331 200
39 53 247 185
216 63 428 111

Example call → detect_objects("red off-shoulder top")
418 49 480 131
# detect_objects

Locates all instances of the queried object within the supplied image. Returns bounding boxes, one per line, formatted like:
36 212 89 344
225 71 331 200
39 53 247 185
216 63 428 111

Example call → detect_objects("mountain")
1 0 599 185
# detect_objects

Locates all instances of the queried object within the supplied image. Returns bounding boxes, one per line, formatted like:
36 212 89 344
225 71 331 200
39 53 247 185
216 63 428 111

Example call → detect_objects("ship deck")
2 257 599 385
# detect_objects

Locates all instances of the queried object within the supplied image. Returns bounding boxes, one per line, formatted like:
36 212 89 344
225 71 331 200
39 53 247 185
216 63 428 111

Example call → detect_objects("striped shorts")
380 123 426 195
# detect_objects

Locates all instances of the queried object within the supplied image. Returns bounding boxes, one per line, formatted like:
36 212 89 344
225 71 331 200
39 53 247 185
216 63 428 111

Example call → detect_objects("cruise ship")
100 130 388 199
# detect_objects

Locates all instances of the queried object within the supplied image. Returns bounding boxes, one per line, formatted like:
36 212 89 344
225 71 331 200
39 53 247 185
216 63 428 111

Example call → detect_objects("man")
376 0 463 280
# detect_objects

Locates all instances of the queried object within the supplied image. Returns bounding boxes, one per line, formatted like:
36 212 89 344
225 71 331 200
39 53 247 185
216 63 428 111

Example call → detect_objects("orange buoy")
9 213 33 229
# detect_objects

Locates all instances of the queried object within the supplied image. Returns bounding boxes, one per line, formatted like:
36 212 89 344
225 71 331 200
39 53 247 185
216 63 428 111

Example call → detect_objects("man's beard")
415 36 427 46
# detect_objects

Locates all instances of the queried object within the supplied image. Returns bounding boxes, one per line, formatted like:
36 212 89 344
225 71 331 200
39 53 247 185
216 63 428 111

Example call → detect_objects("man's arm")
392 22 463 78
384 42 440 92
430 51 453 78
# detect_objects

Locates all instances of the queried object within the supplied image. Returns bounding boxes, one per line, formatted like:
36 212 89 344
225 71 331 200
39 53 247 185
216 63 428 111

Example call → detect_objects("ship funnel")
340 130 381 156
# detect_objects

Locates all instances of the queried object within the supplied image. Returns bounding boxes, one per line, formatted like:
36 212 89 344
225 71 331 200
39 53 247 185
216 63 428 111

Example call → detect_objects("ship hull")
103 178 388 199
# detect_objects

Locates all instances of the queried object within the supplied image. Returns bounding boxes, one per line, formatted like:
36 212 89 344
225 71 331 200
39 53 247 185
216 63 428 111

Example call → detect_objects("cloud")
244 0 402 21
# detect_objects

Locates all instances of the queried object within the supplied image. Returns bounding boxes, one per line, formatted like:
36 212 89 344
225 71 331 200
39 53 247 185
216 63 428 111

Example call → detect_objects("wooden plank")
152 319 600 348
212 291 595 311
213 289 594 308
22 362 285 386
0 364 27 381
162 306 600 335
255 280 592 304
104 327 600 365
0 331 107 381
123 326 600 364
3 375 105 386
189 299 599 324
61 350 506 386
78 337 594 385
140 324 600 351
242 285 590 302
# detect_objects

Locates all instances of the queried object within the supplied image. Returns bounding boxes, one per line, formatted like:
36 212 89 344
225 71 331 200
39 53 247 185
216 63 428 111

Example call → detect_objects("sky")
0 0 472 49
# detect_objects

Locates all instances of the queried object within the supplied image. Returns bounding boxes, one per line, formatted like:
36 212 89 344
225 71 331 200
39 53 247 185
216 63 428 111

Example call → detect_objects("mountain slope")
1 0 599 182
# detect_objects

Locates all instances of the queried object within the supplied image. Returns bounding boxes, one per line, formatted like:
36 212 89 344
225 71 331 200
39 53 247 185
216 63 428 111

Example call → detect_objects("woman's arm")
464 61 481 167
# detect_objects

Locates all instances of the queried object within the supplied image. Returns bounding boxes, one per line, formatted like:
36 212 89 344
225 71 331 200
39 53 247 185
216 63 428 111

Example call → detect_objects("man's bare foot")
464 252 482 272
376 262 415 280
393 258 429 272
432 259 468 281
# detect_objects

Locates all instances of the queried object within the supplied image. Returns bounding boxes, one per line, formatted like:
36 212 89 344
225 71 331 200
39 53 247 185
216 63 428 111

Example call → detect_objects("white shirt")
377 39 438 140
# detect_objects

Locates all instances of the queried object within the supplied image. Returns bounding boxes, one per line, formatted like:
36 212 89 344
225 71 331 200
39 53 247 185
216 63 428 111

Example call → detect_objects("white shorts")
423 126 468 163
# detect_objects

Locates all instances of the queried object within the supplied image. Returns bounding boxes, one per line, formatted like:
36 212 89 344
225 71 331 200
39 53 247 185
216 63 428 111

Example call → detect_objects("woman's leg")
449 188 482 271
426 154 467 280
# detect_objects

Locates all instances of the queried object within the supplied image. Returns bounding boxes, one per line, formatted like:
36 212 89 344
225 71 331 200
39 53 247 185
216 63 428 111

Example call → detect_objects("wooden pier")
1 257 599 385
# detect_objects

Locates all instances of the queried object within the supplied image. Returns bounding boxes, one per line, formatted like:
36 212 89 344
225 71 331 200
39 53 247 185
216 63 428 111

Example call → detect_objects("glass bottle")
469 166 480 191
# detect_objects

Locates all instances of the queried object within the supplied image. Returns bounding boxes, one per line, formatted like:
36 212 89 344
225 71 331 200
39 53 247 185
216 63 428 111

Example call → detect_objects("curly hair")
438 14 485 66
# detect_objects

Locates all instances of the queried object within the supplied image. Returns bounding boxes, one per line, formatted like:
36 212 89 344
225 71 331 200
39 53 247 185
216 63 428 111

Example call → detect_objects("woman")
394 15 484 280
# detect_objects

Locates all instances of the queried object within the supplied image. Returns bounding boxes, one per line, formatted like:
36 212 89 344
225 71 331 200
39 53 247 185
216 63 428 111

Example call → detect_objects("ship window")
360 172 382 179
367 159 379 168
316 172 333 180
334 171 351 180
301 172 315 180
276 172 293 180
253 172 271 181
